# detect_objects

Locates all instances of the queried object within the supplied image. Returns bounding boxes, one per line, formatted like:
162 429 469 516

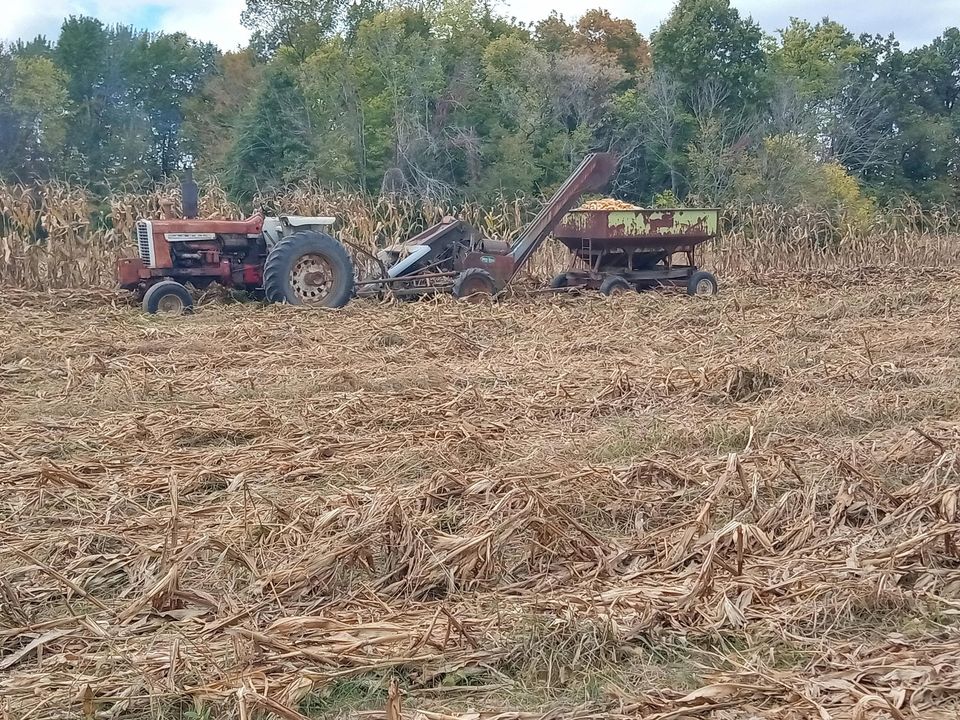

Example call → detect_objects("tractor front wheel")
263 231 355 308
142 280 193 315
452 268 497 302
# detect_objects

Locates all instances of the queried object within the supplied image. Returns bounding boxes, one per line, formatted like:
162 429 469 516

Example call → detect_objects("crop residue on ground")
1 270 959 719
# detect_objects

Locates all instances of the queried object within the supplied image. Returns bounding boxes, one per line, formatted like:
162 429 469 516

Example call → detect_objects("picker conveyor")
356 153 619 300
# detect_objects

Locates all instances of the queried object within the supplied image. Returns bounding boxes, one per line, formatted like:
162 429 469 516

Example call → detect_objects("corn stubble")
1 265 960 719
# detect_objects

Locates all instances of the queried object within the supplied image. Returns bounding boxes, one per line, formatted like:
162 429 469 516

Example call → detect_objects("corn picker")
355 153 619 301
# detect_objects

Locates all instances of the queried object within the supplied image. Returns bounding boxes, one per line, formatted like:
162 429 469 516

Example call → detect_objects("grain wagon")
550 208 721 296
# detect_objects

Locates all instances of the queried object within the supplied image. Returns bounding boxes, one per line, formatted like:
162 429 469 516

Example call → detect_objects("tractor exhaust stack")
182 168 199 220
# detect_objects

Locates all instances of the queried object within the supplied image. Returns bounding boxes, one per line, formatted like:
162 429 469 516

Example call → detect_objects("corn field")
1 180 959 290
3 272 960 719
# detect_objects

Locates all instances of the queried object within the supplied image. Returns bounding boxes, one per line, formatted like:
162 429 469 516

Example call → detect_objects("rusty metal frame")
352 153 619 301
551 208 716 292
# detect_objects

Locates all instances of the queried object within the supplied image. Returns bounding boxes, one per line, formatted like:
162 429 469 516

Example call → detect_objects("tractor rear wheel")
142 280 193 315
263 230 355 308
599 275 633 296
452 268 497 302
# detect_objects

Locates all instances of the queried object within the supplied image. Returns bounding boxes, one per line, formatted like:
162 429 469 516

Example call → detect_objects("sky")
2 0 956 51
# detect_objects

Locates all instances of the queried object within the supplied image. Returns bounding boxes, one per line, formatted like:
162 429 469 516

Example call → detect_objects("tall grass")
1 180 958 290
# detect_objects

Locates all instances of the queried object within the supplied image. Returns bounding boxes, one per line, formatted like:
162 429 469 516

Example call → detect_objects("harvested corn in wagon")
576 198 641 211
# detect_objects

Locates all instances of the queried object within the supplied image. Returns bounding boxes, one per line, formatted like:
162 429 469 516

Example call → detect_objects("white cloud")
1 0 249 48
0 0 949 50
500 0 947 47
3 1 78 43
156 0 249 50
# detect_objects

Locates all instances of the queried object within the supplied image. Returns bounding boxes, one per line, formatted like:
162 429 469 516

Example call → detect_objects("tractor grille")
136 221 155 267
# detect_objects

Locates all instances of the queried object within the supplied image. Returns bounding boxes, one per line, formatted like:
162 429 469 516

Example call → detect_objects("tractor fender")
263 216 338 248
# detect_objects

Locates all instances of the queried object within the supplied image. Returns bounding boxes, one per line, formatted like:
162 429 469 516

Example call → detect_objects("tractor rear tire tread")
263 230 355 308
142 280 193 315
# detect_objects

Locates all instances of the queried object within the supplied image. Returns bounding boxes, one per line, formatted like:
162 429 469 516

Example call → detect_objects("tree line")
0 0 957 216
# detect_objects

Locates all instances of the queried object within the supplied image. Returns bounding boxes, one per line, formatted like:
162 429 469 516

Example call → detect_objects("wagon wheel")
549 273 569 290
687 270 719 297
599 275 633 297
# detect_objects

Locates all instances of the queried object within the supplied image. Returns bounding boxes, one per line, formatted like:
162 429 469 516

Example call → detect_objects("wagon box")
551 207 721 297
555 208 719 244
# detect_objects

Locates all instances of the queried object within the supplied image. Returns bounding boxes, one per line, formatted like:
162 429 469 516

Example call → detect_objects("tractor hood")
143 216 265 236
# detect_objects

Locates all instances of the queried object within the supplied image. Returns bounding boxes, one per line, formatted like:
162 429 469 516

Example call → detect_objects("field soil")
2 269 960 719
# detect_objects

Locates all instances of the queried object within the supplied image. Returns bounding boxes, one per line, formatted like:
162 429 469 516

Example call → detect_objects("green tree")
124 32 219 177
4 56 71 178
480 31 626 197
773 18 865 99
226 56 315 197
51 19 214 186
54 16 117 184
56 16 108 103
242 0 384 59
183 50 263 173
876 28 960 200
734 134 876 231
293 1 526 197
299 39 370 188
86 25 156 185
901 27 960 115
12 35 54 58
352 9 446 193
534 12 577 53
652 0 767 110
482 35 549 133
430 1 526 192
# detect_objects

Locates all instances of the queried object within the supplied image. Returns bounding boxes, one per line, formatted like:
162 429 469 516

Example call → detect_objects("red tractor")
117 173 355 314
